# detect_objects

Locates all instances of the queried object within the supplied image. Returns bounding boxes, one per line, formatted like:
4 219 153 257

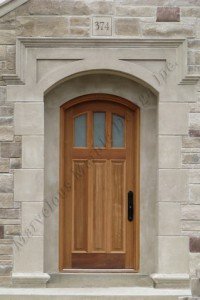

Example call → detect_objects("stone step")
47 273 154 288
0 287 191 300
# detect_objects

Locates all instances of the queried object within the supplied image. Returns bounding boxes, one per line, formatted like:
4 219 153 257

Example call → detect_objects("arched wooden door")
60 94 140 271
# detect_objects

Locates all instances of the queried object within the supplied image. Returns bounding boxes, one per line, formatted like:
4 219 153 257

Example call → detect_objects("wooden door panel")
91 160 107 253
110 160 125 253
72 253 125 269
72 160 88 252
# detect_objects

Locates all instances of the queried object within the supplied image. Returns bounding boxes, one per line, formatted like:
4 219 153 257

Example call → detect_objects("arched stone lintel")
38 59 160 97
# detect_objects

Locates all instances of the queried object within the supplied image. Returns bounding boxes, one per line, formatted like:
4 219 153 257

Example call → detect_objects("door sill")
61 269 137 273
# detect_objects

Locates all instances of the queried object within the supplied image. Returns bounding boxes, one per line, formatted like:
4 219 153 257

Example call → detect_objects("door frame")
59 93 140 272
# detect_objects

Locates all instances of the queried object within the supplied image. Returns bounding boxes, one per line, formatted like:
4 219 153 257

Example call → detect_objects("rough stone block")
0 255 12 261
183 221 200 232
70 27 89 36
142 23 194 37
90 1 113 14
14 136 22 142
17 16 69 36
116 5 156 17
189 253 200 276
0 9 17 27
0 117 13 126
0 219 20 225
182 7 200 18
189 39 200 50
191 277 200 297
190 103 200 113
190 237 200 253
0 106 13 117
156 7 180 22
0 239 12 244
0 159 9 173
0 30 16 44
0 209 19 219
0 263 12 276
1 142 21 158
14 202 21 209
0 275 11 287
182 153 200 164
188 51 195 65
0 193 13 208
28 0 86 15
0 45 6 61
0 226 4 239
4 225 20 236
115 18 140 36
0 126 13 141
0 88 6 103
0 174 13 193
158 169 188 202
0 244 12 255
14 103 44 135
190 170 200 184
188 65 200 74
195 52 200 65
6 45 15 60
22 136 44 169
182 205 200 220
190 113 200 131
183 137 200 148
189 129 200 137
14 169 44 202
10 158 21 169
70 17 90 26
159 136 181 168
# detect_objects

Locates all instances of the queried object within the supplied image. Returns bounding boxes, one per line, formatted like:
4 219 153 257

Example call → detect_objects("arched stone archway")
11 38 193 288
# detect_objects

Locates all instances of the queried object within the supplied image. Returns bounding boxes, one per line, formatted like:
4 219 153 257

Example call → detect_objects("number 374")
95 21 110 31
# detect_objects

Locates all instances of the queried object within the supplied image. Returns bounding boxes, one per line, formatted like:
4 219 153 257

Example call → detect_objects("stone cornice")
16 37 186 48
0 0 28 18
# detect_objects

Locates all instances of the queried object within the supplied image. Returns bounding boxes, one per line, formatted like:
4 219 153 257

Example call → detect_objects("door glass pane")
112 114 125 148
93 112 106 148
74 114 87 147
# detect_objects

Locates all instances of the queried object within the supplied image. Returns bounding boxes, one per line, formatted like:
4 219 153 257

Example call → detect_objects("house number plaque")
92 16 112 36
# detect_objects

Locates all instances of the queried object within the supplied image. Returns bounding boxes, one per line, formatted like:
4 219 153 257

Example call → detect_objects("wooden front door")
60 94 139 271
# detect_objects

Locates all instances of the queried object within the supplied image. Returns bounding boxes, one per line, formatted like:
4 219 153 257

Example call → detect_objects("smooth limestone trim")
0 0 28 17
2 37 199 87
12 273 50 288
151 274 190 289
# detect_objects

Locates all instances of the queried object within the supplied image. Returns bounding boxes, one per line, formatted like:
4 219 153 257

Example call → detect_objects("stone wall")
0 0 199 286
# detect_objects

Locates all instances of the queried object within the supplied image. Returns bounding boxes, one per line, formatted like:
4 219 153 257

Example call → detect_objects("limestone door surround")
4 37 198 287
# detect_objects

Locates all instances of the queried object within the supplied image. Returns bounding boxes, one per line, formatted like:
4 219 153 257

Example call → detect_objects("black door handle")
128 191 134 222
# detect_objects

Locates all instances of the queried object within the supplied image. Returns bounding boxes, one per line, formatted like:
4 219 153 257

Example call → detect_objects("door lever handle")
128 191 134 222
